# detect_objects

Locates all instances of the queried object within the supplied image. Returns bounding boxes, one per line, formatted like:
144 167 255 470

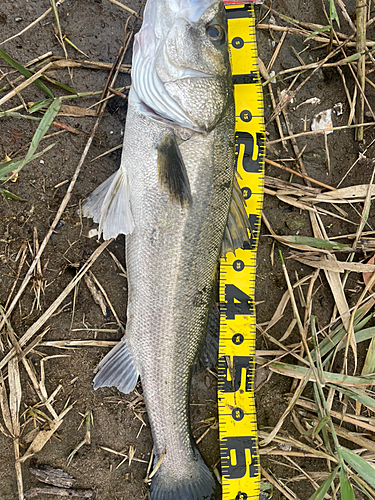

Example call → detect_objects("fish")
82 0 249 498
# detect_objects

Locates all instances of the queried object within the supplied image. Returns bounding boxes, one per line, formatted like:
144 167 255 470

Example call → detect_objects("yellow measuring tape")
219 4 265 500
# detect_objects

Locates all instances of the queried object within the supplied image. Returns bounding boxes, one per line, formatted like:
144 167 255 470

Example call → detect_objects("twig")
0 62 53 107
268 32 357 123
261 466 299 500
292 396 375 433
277 87 307 174
265 158 336 190
49 58 131 73
258 58 287 150
356 0 367 141
266 121 375 145
88 271 124 332
0 240 112 371
107 0 143 20
24 487 96 498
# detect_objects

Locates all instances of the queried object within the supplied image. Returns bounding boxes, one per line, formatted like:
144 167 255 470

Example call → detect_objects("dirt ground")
0 0 374 499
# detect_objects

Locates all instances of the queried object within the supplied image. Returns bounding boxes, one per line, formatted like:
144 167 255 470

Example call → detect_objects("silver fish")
83 0 249 498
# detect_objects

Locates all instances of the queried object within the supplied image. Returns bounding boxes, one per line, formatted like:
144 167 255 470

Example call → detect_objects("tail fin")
93 337 139 394
82 168 134 240
150 449 218 500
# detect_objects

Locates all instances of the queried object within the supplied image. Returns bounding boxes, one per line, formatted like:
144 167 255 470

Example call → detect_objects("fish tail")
93 337 139 394
82 167 134 240
150 448 218 500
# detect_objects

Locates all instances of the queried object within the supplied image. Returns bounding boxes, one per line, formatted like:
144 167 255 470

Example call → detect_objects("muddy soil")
0 0 374 499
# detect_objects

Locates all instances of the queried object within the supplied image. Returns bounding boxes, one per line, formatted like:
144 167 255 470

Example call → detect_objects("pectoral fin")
156 131 192 207
221 177 251 256
82 168 134 240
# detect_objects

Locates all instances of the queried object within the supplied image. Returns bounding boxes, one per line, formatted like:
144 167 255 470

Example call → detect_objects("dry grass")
0 0 375 499
0 1 141 497
255 1 375 498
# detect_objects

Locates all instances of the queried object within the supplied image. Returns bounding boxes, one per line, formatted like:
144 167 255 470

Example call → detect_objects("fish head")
132 0 232 132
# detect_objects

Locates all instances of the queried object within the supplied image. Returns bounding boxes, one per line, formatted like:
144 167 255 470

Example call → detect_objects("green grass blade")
274 235 352 251
47 0 76 95
311 316 325 383
260 483 273 493
50 0 63 38
0 188 25 201
64 37 88 57
308 466 339 500
354 312 373 332
342 52 362 63
314 415 330 437
361 337 375 376
15 98 61 174
41 76 76 94
311 324 375 361
312 385 334 455
329 0 340 28
340 466 355 500
306 25 332 41
342 447 375 489
327 384 375 412
0 110 41 121
28 98 54 114
351 473 375 499
338 327 375 352
0 143 56 180
0 47 54 98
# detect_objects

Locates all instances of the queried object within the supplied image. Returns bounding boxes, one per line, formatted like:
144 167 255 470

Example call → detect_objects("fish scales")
125 99 234 487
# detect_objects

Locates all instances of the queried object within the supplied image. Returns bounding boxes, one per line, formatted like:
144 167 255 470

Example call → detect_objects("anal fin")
93 337 139 394
156 130 192 207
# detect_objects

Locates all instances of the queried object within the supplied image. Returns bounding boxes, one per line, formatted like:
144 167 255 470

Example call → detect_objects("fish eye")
206 24 225 45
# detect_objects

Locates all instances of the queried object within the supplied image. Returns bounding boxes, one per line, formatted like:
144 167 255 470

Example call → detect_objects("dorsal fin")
221 177 251 256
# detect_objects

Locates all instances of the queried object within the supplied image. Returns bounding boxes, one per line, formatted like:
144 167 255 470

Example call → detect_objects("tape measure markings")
219 4 265 500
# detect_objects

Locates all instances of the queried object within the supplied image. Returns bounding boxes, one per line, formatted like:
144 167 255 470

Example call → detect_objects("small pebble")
88 228 99 239
15 17 23 22
279 443 292 452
